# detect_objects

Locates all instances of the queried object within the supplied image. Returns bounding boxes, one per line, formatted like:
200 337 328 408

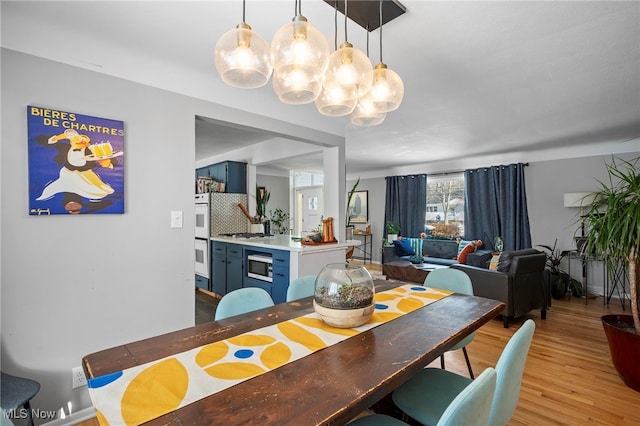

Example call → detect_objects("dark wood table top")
83 281 504 425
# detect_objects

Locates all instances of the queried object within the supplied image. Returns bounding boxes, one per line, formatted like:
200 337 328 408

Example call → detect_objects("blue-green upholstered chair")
286 275 317 302
391 319 535 426
424 267 476 378
1 372 40 426
214 287 274 320
347 367 497 426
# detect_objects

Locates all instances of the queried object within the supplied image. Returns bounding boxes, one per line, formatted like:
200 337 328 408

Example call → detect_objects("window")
426 173 465 238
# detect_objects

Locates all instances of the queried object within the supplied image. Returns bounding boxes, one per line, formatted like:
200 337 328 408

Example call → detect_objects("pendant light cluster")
214 0 404 126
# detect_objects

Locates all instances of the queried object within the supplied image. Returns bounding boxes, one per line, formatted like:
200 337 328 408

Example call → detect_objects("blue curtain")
464 163 531 251
385 174 427 237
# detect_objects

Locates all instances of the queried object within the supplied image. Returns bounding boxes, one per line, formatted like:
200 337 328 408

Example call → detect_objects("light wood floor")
76 262 640 425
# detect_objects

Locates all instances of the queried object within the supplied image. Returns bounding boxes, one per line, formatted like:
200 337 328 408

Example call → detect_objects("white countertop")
210 235 360 253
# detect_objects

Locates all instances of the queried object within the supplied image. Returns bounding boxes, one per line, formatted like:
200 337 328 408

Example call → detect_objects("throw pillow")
456 239 482 259
407 238 423 256
489 254 501 270
458 242 477 264
393 238 416 257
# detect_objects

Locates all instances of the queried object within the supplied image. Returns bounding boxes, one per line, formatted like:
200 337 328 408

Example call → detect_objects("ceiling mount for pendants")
323 0 406 32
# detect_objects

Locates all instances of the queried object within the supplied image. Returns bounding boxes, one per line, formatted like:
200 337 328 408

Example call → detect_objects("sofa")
451 248 549 328
382 238 493 267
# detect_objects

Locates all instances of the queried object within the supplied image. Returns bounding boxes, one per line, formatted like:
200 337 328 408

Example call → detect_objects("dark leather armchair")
451 249 549 328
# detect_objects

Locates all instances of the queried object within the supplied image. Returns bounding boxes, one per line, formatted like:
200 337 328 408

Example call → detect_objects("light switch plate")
171 210 183 228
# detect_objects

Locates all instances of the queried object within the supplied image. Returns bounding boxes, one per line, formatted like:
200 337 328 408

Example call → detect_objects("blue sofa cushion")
393 238 416 257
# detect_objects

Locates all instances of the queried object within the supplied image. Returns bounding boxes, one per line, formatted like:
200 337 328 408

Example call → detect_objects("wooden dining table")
83 281 504 425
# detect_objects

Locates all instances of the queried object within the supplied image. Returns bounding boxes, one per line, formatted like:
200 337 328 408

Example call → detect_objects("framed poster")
27 106 125 215
348 190 368 224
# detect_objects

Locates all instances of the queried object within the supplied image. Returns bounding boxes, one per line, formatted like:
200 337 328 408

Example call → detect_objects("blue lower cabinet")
241 248 290 304
195 274 209 291
211 242 244 296
243 278 272 296
270 250 290 304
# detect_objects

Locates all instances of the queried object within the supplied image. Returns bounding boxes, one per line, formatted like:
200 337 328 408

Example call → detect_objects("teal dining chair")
1 371 41 426
424 267 476 378
214 287 275 320
347 367 497 426
391 319 536 426
286 275 317 302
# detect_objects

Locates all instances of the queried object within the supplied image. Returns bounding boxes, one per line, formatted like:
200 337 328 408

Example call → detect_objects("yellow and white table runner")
87 284 451 425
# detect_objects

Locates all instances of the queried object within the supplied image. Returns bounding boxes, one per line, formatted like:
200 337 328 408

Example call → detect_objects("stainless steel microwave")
247 254 273 282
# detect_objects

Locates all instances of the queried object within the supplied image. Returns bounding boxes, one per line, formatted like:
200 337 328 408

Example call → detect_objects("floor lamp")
563 192 598 300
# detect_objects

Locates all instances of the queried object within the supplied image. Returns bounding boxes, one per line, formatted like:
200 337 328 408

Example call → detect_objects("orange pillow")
458 241 476 264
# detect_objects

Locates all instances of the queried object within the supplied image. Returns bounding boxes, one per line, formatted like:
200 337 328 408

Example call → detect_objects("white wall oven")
195 193 210 239
195 194 210 286
195 238 209 279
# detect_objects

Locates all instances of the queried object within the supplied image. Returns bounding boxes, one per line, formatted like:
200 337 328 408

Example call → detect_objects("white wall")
1 49 196 421
0 49 345 423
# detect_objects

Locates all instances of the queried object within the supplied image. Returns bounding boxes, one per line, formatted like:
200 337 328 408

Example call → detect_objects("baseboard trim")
42 407 96 426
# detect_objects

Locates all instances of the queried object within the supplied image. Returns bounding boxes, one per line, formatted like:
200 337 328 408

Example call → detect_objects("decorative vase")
602 314 640 392
250 223 264 234
346 225 354 240
313 263 375 328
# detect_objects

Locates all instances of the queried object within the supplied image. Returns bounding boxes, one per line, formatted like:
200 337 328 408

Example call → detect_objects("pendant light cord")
379 0 383 62
242 0 246 23
344 0 349 42
334 1 338 50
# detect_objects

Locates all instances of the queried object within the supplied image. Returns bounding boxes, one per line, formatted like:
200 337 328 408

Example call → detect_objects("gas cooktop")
218 233 272 239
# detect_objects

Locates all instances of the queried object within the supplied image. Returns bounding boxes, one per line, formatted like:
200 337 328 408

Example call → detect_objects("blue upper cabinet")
196 161 247 194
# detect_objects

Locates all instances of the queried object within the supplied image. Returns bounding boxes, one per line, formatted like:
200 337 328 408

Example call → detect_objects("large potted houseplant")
345 178 360 240
582 156 639 392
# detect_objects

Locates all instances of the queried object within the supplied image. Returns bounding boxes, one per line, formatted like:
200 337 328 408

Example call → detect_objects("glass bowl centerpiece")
313 263 375 328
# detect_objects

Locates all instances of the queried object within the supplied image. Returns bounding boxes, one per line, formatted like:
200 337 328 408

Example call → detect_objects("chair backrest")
437 367 497 426
424 268 474 295
286 275 317 302
489 319 536 426
214 287 275 320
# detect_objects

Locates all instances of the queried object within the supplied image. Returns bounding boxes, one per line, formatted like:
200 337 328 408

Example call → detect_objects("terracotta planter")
602 314 640 392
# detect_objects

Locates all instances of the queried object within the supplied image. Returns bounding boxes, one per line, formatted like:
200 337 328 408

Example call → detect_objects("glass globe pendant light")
350 26 385 126
370 0 404 112
271 1 329 104
350 90 386 126
214 0 272 89
319 0 372 108
323 41 372 102
315 85 358 116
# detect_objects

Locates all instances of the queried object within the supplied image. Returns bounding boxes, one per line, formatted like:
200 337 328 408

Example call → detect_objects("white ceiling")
3 1 639 177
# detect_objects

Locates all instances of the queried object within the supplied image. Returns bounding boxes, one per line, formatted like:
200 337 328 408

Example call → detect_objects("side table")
352 233 372 264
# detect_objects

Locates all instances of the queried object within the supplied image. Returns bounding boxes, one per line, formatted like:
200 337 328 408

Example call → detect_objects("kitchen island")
209 235 360 303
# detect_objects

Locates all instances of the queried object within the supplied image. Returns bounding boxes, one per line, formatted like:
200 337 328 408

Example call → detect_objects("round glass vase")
313 263 375 328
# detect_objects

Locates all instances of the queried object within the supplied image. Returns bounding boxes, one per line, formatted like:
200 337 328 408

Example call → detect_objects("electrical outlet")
72 366 87 388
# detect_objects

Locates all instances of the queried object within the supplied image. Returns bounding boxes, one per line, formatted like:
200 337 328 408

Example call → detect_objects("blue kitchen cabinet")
211 242 243 296
195 161 247 194
270 249 290 304
195 274 209 291
242 247 290 304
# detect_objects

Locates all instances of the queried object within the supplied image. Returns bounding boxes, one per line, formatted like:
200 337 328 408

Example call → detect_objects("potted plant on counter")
582 156 639 391
269 208 290 235
252 186 270 233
